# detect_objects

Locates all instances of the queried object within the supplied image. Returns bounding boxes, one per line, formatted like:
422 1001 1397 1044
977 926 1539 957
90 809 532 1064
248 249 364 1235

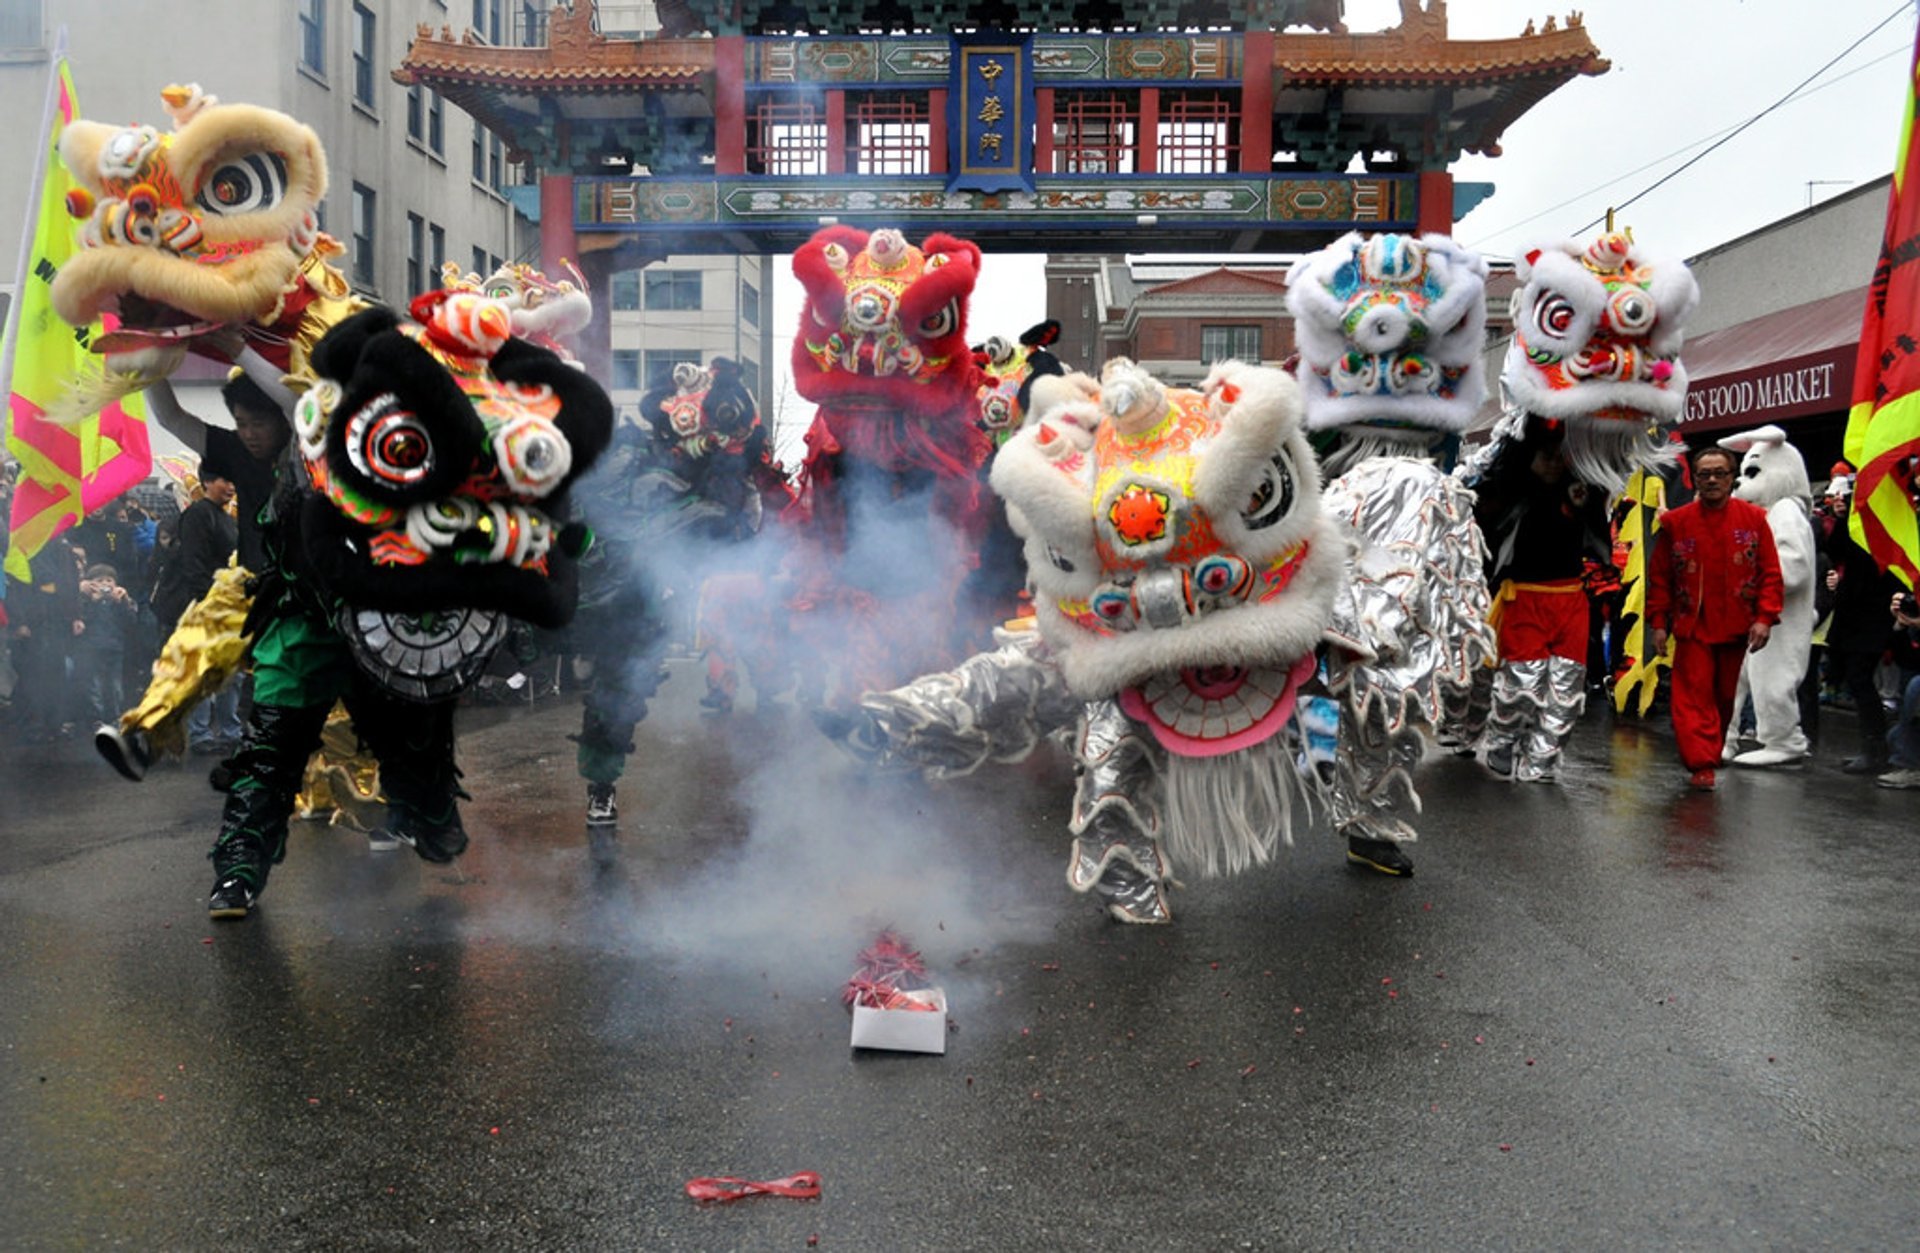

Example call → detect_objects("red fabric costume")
1648 496 1785 770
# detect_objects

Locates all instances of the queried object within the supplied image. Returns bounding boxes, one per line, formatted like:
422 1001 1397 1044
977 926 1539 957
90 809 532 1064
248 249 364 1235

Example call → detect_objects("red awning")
1679 287 1866 433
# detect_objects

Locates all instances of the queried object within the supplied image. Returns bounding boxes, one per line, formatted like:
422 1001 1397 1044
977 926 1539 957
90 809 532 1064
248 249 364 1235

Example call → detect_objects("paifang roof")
1274 13 1610 84
392 12 713 99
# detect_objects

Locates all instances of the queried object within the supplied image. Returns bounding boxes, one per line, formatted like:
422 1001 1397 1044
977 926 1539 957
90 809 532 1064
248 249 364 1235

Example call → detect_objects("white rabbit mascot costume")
1717 424 1816 766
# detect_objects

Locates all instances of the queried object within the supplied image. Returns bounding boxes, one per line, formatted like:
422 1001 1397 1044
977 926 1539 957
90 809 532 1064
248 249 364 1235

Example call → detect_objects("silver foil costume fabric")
1482 655 1586 782
851 630 1085 779
852 634 1326 925
1322 455 1496 841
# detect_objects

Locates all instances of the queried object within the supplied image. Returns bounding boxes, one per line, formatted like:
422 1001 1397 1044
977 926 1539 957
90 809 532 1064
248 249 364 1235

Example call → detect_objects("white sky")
768 0 1919 449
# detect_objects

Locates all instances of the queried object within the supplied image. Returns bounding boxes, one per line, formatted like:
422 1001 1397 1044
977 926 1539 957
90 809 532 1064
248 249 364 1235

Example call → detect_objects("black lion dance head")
286 290 613 698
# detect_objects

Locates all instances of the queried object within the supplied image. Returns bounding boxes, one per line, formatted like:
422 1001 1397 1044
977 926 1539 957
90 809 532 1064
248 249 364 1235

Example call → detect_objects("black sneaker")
95 724 153 782
698 688 733 713
586 782 617 828
1485 744 1514 778
392 813 469 865
207 758 238 793
1346 835 1415 877
207 842 267 919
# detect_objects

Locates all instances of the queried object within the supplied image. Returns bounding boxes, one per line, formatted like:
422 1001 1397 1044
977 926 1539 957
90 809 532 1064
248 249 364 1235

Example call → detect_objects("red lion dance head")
791 226 988 479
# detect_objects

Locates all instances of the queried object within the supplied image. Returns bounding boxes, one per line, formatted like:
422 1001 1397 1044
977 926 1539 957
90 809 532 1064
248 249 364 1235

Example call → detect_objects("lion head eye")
1242 453 1296 530
197 153 288 216
344 394 435 488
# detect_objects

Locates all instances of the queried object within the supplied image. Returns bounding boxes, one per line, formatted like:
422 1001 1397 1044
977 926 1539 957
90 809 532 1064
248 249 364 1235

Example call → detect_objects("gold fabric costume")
119 561 255 754
293 704 386 830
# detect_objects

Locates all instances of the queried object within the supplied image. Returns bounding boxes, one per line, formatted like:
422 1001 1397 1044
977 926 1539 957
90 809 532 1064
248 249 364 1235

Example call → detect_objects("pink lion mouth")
1117 653 1318 758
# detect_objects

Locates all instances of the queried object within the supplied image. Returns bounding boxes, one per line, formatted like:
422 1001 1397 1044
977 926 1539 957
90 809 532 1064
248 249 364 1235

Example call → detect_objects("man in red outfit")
1648 446 1785 790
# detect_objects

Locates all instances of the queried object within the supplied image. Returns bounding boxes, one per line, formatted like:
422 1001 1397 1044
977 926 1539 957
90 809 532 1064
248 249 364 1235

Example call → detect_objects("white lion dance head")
990 359 1348 876
1286 231 1489 471
1501 230 1700 492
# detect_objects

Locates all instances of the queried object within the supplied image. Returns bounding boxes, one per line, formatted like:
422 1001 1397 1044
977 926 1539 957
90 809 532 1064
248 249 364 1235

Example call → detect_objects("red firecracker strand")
843 929 933 1012
685 1171 822 1203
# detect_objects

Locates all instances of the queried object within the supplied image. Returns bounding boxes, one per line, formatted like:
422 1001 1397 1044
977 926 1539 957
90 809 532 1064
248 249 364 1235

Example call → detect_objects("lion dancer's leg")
1483 580 1588 784
1517 656 1586 783
1437 663 1494 756
1331 702 1424 876
1067 700 1174 925
206 612 345 919
346 681 467 866
824 631 1082 776
98 564 254 781
1482 658 1545 779
572 647 668 842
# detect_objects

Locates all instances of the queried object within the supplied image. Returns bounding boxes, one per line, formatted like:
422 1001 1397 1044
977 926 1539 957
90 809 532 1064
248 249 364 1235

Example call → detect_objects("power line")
1567 1 1916 237
1465 38 1913 248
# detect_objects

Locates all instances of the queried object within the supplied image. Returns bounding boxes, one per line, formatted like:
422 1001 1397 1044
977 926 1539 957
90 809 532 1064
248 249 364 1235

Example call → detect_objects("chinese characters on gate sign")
977 57 1005 160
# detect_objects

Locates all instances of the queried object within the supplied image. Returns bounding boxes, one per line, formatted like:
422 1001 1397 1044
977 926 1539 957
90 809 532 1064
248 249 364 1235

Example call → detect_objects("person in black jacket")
1822 483 1903 775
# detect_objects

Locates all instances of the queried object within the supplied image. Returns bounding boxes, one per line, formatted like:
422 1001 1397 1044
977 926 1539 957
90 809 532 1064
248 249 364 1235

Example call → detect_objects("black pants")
1834 647 1889 761
213 684 461 866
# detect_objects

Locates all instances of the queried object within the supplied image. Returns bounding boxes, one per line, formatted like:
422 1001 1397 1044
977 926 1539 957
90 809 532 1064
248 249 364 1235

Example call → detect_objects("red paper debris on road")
685 1171 822 1203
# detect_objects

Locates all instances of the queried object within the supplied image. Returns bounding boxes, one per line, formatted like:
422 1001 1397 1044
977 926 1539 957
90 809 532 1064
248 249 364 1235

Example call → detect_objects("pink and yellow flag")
1845 24 1920 589
2 54 149 582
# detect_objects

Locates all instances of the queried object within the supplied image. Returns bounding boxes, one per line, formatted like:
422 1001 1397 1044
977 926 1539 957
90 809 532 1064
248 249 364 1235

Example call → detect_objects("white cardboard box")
849 986 948 1054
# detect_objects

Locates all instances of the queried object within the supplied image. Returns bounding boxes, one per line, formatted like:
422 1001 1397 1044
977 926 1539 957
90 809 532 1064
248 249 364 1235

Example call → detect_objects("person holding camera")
1879 590 1920 790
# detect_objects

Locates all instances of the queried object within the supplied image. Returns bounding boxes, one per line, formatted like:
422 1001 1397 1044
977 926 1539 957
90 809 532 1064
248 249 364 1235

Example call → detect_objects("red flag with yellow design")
1845 24 1920 589
2 45 150 582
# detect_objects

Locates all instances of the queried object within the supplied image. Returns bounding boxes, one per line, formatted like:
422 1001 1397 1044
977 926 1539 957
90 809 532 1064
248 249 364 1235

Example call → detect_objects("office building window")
351 3 376 108
472 246 490 278
1200 325 1262 365
0 0 45 51
611 350 641 392
407 84 423 141
428 91 445 155
429 223 446 278
473 0 503 43
299 0 326 75
644 270 701 312
740 278 760 329
407 213 424 295
351 183 375 286
611 270 640 311
644 350 688 392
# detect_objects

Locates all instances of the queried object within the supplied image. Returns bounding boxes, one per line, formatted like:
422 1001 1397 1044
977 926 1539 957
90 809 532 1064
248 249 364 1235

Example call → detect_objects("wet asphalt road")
1 665 1916 1251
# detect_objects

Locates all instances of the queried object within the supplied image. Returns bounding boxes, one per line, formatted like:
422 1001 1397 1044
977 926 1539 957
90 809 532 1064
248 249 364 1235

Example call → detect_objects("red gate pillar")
540 173 578 275
715 36 746 175
1240 31 1274 173
1417 169 1454 236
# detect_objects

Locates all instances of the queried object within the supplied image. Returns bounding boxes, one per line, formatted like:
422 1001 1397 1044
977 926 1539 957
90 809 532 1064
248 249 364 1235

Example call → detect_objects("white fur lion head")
1502 230 1699 427
990 359 1345 758
1285 231 1489 435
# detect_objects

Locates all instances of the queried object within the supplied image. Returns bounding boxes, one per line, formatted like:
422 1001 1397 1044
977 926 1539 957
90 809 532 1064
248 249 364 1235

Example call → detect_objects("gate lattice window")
1158 92 1239 174
747 97 828 175
1053 92 1138 174
852 94 931 175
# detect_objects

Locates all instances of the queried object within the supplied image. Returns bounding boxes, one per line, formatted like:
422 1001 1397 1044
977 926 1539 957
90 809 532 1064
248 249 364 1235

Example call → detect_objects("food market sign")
1682 346 1853 431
